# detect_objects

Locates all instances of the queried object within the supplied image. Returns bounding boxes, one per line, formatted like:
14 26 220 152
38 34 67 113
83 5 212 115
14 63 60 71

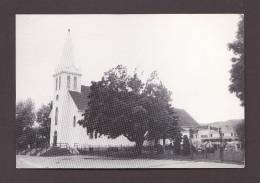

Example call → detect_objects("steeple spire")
60 28 75 68
54 29 81 75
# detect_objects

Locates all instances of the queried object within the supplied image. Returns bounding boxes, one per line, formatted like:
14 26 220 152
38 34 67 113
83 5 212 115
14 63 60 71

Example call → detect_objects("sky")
16 14 244 124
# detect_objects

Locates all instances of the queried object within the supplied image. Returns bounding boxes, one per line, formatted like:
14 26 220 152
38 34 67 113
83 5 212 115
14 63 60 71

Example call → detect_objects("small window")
59 76 61 89
74 76 77 90
94 131 98 139
73 116 76 127
56 94 59 101
67 76 71 89
210 134 213 137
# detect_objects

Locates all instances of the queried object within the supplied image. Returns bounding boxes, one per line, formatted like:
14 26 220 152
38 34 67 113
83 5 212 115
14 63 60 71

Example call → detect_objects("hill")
174 108 200 128
202 119 244 131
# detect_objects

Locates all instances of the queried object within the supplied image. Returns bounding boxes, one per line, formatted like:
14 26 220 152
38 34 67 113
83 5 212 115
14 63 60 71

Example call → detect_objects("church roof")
69 85 90 111
69 87 199 128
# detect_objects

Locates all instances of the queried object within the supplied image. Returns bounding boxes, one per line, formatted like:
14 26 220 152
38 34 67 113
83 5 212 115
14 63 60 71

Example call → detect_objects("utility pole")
189 129 193 160
219 127 223 162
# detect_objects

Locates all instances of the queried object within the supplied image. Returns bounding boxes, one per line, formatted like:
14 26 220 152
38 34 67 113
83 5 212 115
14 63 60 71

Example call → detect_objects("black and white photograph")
16 14 244 168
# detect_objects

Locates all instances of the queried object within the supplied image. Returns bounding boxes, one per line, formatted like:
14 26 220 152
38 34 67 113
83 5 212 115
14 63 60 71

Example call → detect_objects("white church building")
49 29 200 149
49 29 135 148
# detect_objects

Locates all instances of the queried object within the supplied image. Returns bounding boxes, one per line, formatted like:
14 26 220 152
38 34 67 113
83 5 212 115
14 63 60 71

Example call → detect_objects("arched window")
74 76 77 90
73 116 76 127
56 94 59 101
55 107 58 125
67 75 71 89
56 78 58 90
59 76 61 89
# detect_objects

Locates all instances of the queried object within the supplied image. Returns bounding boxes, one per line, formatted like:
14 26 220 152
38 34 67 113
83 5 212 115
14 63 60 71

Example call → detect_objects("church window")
56 78 58 90
67 76 71 89
74 76 77 90
73 116 76 127
59 76 61 89
55 107 58 125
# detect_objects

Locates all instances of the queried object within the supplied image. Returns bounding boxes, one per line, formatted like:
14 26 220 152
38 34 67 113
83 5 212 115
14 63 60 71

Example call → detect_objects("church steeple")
54 29 81 76
53 29 82 93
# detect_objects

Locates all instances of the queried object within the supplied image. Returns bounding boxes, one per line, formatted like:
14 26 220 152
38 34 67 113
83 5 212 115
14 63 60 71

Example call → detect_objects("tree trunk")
155 138 159 145
163 135 166 153
163 133 166 146
135 139 144 155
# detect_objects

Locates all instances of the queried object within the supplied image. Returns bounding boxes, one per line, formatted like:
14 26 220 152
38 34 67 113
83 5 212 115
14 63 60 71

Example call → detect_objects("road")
16 155 244 168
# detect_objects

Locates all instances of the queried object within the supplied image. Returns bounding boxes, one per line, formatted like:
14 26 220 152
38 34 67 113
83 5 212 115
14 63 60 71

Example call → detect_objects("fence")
75 144 244 164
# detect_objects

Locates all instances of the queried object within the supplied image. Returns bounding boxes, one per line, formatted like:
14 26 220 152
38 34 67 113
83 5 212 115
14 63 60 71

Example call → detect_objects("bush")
173 133 182 155
182 135 190 155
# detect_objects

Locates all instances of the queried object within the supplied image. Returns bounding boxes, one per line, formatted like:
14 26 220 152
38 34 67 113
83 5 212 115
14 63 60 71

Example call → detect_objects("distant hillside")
201 119 244 131
174 108 200 128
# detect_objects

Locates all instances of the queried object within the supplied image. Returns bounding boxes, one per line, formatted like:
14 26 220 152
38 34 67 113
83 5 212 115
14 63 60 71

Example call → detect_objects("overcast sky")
16 14 244 124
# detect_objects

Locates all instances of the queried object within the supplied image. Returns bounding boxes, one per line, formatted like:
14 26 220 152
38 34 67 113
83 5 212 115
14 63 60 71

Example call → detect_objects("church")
49 29 199 149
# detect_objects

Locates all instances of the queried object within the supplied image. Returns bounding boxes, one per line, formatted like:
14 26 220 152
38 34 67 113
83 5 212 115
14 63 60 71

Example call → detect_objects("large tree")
16 98 36 150
228 15 244 106
36 102 52 146
79 65 178 154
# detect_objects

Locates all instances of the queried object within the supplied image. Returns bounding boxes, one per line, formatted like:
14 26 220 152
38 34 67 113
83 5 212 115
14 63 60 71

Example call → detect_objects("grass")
77 147 244 164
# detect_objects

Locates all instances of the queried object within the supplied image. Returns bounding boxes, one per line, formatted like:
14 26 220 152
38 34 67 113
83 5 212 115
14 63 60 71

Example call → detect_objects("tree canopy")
16 99 52 150
228 15 244 106
36 102 52 145
79 65 179 154
16 98 36 149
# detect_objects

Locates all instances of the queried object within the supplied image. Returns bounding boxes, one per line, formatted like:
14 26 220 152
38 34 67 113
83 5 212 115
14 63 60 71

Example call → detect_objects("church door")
53 131 57 146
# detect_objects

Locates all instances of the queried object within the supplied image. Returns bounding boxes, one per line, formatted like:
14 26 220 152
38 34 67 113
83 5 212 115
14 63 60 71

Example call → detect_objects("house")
49 29 201 149
192 123 241 150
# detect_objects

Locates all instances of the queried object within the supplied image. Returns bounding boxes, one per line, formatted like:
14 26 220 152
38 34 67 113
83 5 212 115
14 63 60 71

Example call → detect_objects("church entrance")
53 131 57 146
